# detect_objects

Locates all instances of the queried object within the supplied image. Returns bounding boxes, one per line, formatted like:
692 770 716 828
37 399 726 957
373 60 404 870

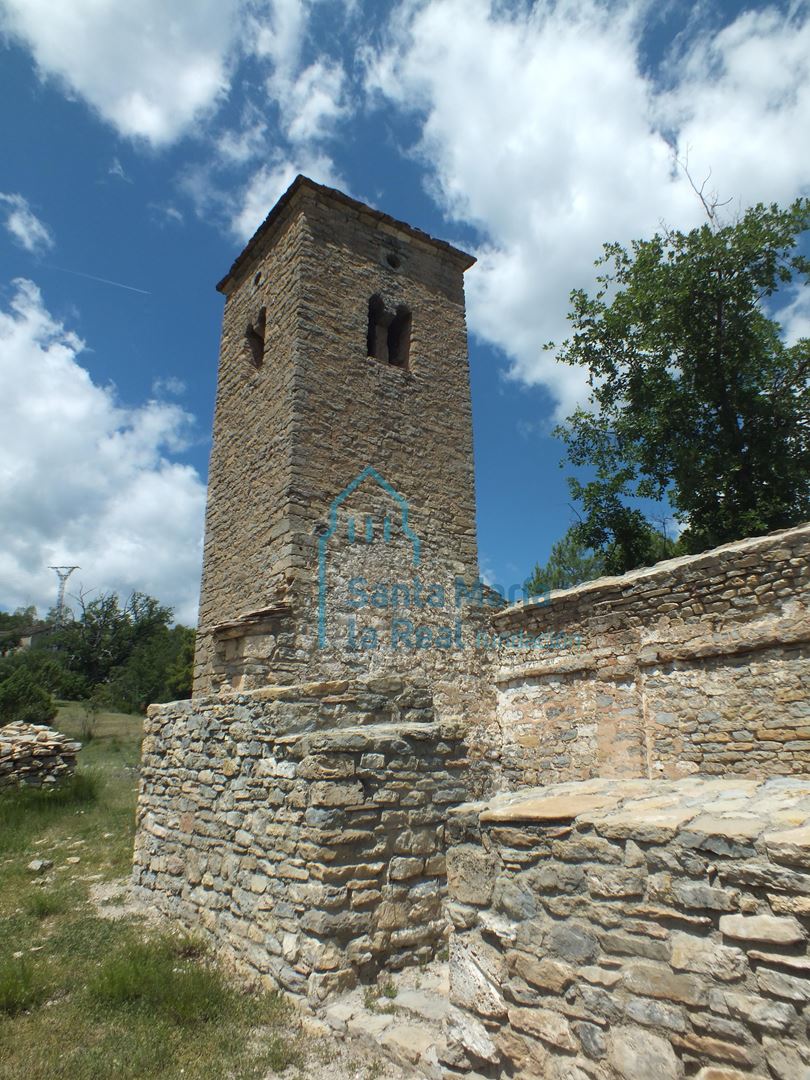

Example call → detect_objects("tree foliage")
0 591 195 719
0 667 56 726
553 197 810 572
525 530 606 594
0 607 39 656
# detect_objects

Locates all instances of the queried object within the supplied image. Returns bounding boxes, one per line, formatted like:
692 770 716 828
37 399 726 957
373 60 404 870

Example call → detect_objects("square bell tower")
194 177 481 694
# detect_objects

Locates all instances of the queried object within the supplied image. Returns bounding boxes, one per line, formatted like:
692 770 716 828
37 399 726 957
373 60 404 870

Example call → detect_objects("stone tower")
194 177 481 694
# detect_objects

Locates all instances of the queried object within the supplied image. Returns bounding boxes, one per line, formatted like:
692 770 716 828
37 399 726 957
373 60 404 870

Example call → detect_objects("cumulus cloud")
230 152 345 241
780 286 810 347
0 279 206 624
0 193 54 254
223 0 349 238
367 0 810 417
0 0 242 145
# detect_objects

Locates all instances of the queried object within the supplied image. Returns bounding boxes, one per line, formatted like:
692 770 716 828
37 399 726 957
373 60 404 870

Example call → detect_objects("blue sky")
1 0 808 624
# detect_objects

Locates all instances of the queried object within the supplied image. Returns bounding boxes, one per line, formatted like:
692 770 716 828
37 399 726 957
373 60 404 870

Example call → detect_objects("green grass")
0 956 44 1016
24 890 67 920
0 706 304 1079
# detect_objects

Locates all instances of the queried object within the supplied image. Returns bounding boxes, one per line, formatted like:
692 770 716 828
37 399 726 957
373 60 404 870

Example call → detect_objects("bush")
0 667 56 726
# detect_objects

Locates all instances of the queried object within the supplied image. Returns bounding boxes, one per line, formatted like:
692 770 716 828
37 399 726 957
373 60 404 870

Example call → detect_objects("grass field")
0 705 303 1080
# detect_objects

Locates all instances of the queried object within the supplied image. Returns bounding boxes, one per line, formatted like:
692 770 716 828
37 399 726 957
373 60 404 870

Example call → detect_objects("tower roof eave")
216 175 476 295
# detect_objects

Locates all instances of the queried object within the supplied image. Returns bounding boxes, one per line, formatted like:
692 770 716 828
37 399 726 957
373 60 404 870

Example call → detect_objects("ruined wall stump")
443 776 810 1079
133 678 468 1002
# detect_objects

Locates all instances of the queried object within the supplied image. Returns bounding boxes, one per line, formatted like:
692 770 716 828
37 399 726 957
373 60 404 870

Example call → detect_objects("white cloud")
368 0 810 417
223 3 349 238
277 58 347 144
0 279 206 624
0 0 242 145
0 193 54 254
659 7 810 206
247 0 308 74
779 286 810 347
149 203 184 228
152 375 187 397
108 157 131 183
230 152 346 241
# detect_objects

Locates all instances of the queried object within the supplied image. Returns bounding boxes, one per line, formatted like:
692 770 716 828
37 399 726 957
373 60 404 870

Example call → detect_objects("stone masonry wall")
195 178 481 698
132 677 468 1004
493 523 810 790
444 776 810 1080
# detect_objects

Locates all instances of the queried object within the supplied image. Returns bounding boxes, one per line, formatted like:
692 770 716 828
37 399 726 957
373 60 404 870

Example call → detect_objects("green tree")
554 197 810 571
103 624 194 714
525 529 606 594
0 667 57 726
52 591 174 694
164 626 195 701
0 606 39 656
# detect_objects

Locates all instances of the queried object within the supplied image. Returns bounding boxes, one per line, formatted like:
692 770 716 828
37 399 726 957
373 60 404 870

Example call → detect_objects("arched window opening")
245 306 266 368
367 295 411 370
388 305 411 368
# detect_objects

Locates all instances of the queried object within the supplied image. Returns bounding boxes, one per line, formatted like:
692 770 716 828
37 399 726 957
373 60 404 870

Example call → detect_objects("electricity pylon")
48 566 79 625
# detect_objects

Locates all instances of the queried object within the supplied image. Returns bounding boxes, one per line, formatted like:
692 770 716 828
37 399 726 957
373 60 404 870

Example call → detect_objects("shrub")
0 667 56 726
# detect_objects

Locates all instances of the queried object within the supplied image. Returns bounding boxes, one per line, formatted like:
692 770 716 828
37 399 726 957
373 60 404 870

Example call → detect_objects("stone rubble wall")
132 677 468 1004
493 523 810 789
0 721 81 788
443 776 810 1080
195 179 481 699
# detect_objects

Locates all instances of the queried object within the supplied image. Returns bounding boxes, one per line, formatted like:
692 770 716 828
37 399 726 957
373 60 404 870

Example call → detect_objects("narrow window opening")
367 295 411 370
245 306 266 368
388 305 411 368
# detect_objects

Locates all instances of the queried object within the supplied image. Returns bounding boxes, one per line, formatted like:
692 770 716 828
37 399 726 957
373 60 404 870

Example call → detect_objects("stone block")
446 844 499 905
755 967 810 1002
622 960 706 1005
722 990 796 1032
625 995 686 1032
587 866 646 898
670 931 747 981
762 1035 810 1080
719 914 806 946
508 1006 578 1051
308 781 365 807
389 856 424 881
607 1025 680 1080
671 1032 754 1067
450 936 506 1020
508 952 574 993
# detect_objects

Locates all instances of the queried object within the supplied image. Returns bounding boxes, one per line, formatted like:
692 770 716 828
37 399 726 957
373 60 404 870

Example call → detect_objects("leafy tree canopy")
0 591 195 718
552 196 810 573
525 530 606 595
0 666 56 727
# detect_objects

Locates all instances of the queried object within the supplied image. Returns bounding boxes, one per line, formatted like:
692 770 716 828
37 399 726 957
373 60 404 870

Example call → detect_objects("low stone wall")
0 721 80 788
493 523 810 789
132 677 467 1003
444 776 810 1080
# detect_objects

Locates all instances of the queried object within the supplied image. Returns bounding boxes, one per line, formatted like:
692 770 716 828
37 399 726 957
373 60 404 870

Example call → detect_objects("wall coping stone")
454 776 810 857
147 676 427 717
493 520 810 626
